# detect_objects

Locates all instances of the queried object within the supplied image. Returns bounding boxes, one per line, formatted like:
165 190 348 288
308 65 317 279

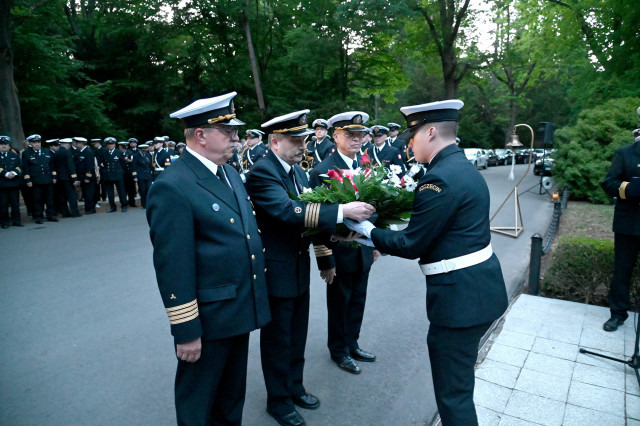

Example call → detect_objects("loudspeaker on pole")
537 122 555 147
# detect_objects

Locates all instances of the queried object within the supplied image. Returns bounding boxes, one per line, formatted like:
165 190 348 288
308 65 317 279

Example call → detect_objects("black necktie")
352 159 358 169
289 168 300 195
216 167 230 188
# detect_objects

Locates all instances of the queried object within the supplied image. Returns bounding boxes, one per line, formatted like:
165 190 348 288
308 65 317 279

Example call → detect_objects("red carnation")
361 154 371 165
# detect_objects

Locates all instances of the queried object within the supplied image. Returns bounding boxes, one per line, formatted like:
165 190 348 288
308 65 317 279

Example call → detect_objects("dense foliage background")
2 0 639 202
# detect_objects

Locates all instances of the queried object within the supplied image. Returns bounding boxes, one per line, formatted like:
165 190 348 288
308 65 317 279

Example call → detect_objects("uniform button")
251 255 255 260
253 274 257 280
258 229 261 234
264 268 267 272
263 248 266 253
252 211 256 216
247 234 251 240
230 218 234 224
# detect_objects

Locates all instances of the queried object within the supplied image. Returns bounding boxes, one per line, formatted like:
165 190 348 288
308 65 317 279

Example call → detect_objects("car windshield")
464 148 481 155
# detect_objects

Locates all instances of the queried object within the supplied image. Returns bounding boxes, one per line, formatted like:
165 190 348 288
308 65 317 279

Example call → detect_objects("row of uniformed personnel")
0 134 186 226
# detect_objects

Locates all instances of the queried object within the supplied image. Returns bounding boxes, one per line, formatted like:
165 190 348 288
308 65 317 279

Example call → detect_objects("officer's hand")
320 268 336 285
342 201 375 221
134 178 138 182
53 179 57 184
343 218 376 238
84 179 89 184
26 182 33 187
176 337 202 362
331 231 362 242
355 237 375 247
73 181 80 187
373 250 380 262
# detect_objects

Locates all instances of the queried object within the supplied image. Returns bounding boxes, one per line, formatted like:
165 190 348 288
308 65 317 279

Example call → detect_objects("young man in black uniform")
91 138 107 204
76 138 97 214
0 136 23 228
369 125 406 174
601 129 640 331
345 100 509 426
309 111 379 375
123 138 140 207
22 134 58 223
50 138 81 217
134 143 153 208
246 110 375 426
101 137 127 212
306 118 335 167
242 129 268 171
147 91 270 425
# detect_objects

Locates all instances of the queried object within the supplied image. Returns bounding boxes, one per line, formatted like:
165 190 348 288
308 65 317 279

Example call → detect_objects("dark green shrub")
542 235 640 305
553 97 640 204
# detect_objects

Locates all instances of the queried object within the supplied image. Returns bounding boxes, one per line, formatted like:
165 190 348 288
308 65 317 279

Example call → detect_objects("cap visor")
288 128 315 137
225 118 246 126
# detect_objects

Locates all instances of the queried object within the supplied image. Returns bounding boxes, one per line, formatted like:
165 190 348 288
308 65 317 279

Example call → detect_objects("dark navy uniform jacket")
0 152 22 188
227 151 242 172
242 143 268 171
101 149 125 182
22 147 56 185
53 147 78 182
371 144 508 328
307 137 335 165
146 150 270 344
76 147 96 181
245 150 339 298
602 141 640 236
309 151 374 273
134 151 153 181
369 144 406 173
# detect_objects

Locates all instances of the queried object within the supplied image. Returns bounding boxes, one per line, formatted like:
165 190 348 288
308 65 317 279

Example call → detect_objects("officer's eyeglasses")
213 126 239 139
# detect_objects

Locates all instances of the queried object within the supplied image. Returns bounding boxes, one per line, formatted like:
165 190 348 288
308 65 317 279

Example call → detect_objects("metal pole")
529 233 543 295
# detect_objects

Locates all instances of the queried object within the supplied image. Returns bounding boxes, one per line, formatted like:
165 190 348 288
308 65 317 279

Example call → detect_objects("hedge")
542 235 640 306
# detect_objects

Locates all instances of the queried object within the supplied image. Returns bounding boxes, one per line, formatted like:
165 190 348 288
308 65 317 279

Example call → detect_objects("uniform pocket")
197 284 237 302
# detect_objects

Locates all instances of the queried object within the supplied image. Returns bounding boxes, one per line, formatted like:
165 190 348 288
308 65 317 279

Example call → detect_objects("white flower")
389 173 402 188
405 181 417 192
389 164 402 175
403 175 415 186
353 167 363 175
302 187 313 194
409 164 422 176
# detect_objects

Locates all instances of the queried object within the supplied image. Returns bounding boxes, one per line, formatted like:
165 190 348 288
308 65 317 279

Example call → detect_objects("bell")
506 129 523 149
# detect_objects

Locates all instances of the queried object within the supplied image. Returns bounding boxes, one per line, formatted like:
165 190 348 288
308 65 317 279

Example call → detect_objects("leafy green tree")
553 97 640 203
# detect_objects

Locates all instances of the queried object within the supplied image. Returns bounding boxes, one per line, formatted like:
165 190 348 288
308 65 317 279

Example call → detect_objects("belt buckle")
440 259 452 274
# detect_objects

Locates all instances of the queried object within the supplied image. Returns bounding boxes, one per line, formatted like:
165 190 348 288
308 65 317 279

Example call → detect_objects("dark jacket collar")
427 143 460 169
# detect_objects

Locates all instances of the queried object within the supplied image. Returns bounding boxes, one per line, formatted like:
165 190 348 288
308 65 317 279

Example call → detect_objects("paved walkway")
474 294 638 425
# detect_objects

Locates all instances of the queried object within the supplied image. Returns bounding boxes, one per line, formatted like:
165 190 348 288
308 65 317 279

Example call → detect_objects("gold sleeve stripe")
52 171 57 175
24 174 30 179
71 174 77 178
0 168 3 174
305 203 321 228
166 299 197 313
168 308 198 322
620 181 629 199
86 173 92 177
16 167 21 173
170 311 199 325
314 245 333 257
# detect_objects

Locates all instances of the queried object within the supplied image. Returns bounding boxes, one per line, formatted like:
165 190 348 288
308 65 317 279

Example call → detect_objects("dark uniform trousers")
602 141 640 320
309 152 374 359
261 291 310 416
428 321 492 426
370 145 508 426
55 180 80 216
81 179 96 212
175 334 249 426
32 183 56 219
105 179 127 210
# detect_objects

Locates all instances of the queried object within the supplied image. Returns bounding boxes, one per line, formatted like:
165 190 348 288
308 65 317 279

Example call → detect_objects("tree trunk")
243 0 265 116
0 0 24 150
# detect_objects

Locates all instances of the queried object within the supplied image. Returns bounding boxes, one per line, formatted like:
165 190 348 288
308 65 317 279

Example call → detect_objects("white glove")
343 218 376 239
355 237 375 247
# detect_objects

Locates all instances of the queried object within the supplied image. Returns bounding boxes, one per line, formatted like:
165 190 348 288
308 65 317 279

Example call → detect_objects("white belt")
419 244 493 276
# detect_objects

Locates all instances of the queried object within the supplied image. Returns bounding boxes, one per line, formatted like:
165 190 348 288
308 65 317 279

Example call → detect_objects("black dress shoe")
107 208 117 213
332 356 361 374
12 223 24 227
1 224 9 229
603 317 625 332
85 210 96 215
350 348 376 362
71 213 82 218
47 217 59 222
292 393 320 410
35 218 44 224
266 407 305 426
121 207 127 212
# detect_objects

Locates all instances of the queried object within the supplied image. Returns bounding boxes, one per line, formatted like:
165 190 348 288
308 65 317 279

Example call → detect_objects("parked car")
533 158 554 176
463 148 488 169
515 149 533 164
533 148 546 160
486 150 500 167
494 149 513 165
